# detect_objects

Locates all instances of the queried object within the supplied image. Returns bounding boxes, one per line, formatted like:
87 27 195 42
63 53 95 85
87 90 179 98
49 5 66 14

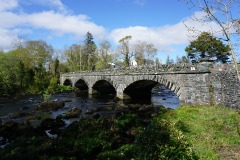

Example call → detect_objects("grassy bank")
0 105 239 159
169 105 240 159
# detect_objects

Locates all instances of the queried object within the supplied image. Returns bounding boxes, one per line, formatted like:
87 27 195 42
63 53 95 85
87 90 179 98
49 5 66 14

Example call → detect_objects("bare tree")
133 41 158 66
145 43 158 60
181 0 240 80
133 41 146 65
97 40 112 69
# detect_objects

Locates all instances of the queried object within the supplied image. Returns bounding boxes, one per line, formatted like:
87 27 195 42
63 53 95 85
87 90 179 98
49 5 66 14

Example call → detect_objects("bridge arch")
114 75 181 100
92 80 116 94
63 79 73 86
75 78 89 91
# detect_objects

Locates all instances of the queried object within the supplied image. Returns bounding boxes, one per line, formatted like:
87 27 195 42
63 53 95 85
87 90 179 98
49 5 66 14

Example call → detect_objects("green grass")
169 105 240 160
1 105 239 159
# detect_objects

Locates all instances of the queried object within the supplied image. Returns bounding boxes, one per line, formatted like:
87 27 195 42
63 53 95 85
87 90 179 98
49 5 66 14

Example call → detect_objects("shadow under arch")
124 80 159 99
63 79 73 86
92 80 116 95
75 79 88 91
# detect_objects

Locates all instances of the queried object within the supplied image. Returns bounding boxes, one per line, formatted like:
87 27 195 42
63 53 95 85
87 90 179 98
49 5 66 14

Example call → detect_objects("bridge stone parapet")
60 63 240 109
209 64 240 110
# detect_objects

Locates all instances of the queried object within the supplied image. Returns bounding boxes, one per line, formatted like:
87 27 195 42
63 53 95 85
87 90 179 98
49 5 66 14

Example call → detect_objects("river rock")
93 113 101 119
37 101 65 111
0 121 45 140
40 118 66 130
8 112 31 119
115 104 128 111
60 107 82 119
128 104 141 111
85 108 99 115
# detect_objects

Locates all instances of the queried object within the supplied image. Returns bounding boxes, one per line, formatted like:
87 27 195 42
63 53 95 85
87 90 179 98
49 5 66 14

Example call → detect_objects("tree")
145 43 158 60
12 39 54 93
185 32 231 63
134 41 146 66
166 55 174 65
155 57 162 68
96 40 113 69
64 44 83 71
118 35 133 67
181 0 240 80
83 32 97 70
133 41 158 66
176 56 190 64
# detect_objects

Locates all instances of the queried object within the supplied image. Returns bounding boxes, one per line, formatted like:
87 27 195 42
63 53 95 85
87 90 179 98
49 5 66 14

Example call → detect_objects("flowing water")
0 85 179 146
0 85 179 120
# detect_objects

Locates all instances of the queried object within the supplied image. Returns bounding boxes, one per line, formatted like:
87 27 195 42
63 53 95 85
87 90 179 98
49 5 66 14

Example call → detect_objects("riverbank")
170 105 240 159
0 104 239 159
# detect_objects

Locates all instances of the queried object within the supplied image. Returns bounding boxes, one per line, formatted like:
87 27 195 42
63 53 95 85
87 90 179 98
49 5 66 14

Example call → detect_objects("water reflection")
0 86 179 119
151 85 179 109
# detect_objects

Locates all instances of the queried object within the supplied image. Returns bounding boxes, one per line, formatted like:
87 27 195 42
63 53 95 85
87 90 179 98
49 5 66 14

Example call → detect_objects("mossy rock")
37 101 65 111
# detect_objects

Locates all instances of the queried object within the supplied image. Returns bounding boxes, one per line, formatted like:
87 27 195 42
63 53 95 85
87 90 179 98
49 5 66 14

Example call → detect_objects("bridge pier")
117 92 124 99
88 88 93 95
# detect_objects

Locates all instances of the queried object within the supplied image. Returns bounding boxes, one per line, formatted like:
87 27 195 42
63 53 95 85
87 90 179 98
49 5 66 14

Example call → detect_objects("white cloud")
0 0 18 11
26 11 106 38
22 0 69 13
109 11 222 53
0 0 222 55
0 29 19 50
0 9 106 50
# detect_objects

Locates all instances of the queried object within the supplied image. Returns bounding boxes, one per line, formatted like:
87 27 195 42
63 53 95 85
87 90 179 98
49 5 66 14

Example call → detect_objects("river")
0 85 179 146
0 85 179 123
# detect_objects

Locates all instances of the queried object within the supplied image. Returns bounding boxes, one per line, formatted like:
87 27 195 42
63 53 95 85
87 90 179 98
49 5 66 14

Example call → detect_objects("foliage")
47 77 59 93
2 105 238 159
0 108 198 159
181 0 240 80
42 90 52 102
83 32 97 70
185 32 231 63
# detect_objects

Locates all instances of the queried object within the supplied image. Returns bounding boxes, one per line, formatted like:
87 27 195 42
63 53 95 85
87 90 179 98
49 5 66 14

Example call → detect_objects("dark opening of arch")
92 80 116 94
63 79 72 86
124 80 159 99
75 79 88 90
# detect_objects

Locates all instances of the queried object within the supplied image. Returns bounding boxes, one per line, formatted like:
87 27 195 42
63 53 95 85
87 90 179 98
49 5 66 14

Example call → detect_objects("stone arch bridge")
60 62 240 109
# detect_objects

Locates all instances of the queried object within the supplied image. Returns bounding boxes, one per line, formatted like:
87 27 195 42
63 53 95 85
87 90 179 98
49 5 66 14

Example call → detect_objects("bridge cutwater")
60 61 240 110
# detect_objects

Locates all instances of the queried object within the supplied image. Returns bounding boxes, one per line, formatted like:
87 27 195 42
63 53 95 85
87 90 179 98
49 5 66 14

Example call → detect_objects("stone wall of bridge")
60 63 212 105
60 63 240 109
210 64 240 110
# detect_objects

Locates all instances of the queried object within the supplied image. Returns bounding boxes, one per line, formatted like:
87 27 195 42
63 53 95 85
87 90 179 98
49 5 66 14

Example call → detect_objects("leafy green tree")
13 40 54 93
185 32 230 63
0 51 23 95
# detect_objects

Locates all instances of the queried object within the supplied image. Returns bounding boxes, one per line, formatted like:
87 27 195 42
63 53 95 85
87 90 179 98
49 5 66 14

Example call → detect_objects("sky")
0 0 231 62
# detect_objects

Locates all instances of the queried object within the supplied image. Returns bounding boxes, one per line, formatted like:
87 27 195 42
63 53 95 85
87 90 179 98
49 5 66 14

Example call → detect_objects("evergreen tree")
83 32 97 70
185 32 230 63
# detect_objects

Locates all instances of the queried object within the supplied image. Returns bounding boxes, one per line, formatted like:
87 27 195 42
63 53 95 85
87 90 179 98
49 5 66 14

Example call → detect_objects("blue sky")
0 0 234 62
